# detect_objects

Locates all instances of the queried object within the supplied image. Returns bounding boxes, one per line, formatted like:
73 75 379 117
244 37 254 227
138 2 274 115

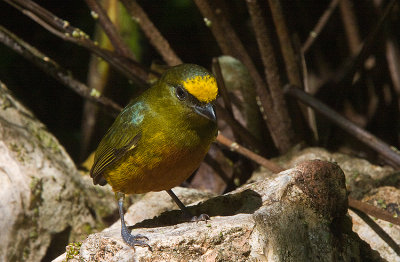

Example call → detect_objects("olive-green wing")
90 103 145 185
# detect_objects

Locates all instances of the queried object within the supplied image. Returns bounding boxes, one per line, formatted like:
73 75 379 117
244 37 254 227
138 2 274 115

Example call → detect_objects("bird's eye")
175 86 187 101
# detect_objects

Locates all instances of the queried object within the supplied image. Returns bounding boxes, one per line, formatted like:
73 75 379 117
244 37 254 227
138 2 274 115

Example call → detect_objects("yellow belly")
104 142 209 194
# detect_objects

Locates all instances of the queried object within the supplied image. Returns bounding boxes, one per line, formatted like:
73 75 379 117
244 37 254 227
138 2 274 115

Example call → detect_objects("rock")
250 147 395 199
54 160 382 261
0 83 118 261
250 147 400 261
351 186 400 262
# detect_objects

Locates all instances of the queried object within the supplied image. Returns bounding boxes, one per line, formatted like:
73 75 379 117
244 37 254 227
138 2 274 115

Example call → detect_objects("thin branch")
193 0 276 132
267 0 302 87
318 0 397 89
285 85 400 168
378 0 400 109
194 0 295 153
120 0 182 66
84 0 136 59
374 0 400 98
215 104 266 155
301 0 341 54
299 46 319 141
350 200 400 256
0 25 122 114
246 0 295 153
245 0 284 102
3 0 150 86
212 58 234 117
212 58 243 145
216 134 283 173
339 0 361 55
386 39 400 96
349 198 400 227
347 0 396 78
192 0 234 55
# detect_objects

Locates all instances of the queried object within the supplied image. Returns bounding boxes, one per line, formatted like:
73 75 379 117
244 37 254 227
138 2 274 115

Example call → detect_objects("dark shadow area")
377 171 400 188
41 226 71 262
129 189 262 229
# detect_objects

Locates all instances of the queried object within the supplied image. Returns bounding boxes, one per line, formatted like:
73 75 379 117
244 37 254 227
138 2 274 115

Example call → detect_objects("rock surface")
0 83 118 261
250 146 396 199
352 187 400 262
250 147 400 261
54 160 382 262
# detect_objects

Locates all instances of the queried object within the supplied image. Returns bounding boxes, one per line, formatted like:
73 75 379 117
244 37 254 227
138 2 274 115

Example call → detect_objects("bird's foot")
179 206 210 223
166 189 210 223
121 229 151 250
190 213 210 222
118 193 152 250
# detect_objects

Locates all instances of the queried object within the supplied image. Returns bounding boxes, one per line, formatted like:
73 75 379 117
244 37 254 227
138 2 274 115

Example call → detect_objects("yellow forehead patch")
182 75 218 103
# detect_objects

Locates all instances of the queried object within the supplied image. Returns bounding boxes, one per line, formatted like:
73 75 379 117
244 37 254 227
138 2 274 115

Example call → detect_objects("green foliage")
64 242 83 261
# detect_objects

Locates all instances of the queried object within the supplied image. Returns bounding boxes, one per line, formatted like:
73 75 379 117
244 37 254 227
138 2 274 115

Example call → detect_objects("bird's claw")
131 233 149 241
190 213 210 222
123 233 152 251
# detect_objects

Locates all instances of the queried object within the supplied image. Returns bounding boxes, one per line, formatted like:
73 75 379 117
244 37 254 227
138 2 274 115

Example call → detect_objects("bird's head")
158 64 218 123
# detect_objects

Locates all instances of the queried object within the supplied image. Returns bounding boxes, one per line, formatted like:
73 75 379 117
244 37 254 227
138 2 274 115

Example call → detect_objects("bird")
90 64 218 248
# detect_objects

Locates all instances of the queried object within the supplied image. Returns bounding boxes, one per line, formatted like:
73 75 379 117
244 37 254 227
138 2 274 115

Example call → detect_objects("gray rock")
251 147 399 261
54 160 382 261
0 82 117 261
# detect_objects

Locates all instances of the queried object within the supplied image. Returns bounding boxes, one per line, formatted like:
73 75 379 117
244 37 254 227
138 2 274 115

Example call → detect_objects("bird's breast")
105 126 213 194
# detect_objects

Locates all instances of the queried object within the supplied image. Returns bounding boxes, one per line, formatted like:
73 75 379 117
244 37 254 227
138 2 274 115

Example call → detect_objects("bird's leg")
166 189 209 222
116 192 151 249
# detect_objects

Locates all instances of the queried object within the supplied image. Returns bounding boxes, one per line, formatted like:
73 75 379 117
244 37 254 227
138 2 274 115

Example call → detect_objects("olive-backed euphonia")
90 64 218 248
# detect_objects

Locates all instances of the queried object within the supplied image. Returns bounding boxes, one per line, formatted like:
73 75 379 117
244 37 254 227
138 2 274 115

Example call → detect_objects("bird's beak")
194 103 216 122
